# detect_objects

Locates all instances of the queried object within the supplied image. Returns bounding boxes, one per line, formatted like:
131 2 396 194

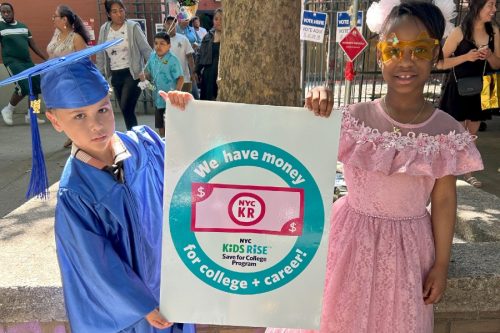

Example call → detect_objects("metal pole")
324 4 331 89
343 0 359 105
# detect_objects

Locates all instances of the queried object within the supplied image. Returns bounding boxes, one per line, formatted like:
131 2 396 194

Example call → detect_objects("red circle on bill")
228 192 266 226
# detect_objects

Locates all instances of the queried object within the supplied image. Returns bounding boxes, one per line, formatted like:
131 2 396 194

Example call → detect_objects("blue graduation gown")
55 126 195 333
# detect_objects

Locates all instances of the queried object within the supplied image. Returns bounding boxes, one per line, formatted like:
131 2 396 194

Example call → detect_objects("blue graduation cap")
0 39 123 199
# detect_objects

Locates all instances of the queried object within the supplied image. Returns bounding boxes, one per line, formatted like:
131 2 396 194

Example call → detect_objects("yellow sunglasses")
377 32 439 63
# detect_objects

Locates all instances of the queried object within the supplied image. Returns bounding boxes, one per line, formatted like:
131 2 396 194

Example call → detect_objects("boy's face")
155 38 171 57
164 19 176 37
46 96 115 158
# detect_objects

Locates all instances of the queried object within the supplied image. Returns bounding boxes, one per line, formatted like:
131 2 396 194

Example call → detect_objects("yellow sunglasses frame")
377 32 439 63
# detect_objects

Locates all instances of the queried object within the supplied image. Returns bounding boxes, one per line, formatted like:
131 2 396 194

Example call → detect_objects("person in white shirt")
191 16 207 41
164 16 196 94
96 0 152 130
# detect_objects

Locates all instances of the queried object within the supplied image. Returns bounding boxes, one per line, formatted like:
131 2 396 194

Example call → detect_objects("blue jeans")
191 79 200 100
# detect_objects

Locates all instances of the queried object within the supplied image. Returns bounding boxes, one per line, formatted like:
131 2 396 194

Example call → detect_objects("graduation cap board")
0 38 123 199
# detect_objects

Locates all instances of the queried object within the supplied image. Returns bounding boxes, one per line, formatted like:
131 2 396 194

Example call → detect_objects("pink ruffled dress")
267 100 483 333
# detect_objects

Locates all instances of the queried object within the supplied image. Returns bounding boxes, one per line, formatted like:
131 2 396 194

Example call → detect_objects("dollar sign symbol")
197 186 205 198
289 222 297 233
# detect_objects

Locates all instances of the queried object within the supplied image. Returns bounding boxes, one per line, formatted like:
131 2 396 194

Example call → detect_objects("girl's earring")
64 24 67 30
377 60 382 68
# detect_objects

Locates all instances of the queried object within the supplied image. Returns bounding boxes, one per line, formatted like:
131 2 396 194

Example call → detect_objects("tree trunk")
218 0 302 106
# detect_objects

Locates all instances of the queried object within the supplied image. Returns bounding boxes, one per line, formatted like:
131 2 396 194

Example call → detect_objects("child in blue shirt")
144 32 183 137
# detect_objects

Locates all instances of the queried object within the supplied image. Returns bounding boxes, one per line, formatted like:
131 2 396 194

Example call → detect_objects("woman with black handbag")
438 0 500 188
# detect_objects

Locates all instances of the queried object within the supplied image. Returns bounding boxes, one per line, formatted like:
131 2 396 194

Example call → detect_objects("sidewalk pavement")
475 114 500 198
0 111 154 217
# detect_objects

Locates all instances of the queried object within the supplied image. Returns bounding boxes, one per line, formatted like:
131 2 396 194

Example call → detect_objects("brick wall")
435 312 500 333
196 326 265 333
198 0 222 12
0 322 70 333
0 0 98 64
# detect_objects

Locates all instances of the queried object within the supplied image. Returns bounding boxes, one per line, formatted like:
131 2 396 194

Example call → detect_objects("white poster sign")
300 10 328 43
160 100 341 329
336 11 363 42
155 23 165 34
129 18 147 39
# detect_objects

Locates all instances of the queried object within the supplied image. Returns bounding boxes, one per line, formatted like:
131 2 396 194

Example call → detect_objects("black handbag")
453 61 486 96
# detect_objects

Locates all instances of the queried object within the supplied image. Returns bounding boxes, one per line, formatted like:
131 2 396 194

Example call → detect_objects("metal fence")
302 0 497 106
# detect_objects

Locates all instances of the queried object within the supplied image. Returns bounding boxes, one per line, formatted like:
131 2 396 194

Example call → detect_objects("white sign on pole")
155 23 165 34
129 18 147 39
336 11 363 42
160 100 342 329
300 10 328 43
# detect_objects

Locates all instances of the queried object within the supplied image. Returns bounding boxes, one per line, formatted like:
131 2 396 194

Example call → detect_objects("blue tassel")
25 75 49 199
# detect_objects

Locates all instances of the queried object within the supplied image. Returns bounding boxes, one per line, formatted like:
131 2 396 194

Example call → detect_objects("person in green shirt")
0 2 47 125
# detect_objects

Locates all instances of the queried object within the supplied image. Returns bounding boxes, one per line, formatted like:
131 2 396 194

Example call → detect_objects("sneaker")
25 114 46 124
1 106 13 126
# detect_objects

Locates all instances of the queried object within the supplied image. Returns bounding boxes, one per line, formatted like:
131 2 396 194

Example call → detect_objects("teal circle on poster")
170 141 324 294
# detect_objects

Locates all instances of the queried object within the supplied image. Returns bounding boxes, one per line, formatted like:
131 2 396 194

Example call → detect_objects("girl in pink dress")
267 1 483 333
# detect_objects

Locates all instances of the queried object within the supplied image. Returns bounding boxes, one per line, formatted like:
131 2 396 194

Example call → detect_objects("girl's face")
378 17 438 95
213 12 222 32
108 3 126 26
155 38 171 57
478 0 497 23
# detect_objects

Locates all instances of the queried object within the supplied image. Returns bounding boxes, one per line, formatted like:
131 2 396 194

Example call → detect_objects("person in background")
191 16 207 41
176 11 200 100
47 4 89 58
164 16 197 96
143 32 183 137
0 2 46 126
176 12 200 49
438 0 500 188
196 8 222 101
47 4 90 148
198 13 212 32
96 0 152 130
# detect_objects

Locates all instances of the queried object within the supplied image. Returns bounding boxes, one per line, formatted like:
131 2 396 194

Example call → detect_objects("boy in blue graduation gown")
43 58 195 333
0 44 195 331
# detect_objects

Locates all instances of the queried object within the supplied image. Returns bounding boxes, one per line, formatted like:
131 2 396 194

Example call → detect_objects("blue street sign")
302 10 327 28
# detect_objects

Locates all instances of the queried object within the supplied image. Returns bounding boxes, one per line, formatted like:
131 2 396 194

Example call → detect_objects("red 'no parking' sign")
339 27 368 62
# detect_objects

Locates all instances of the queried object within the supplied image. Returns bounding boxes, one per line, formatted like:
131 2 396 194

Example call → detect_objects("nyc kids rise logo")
169 141 324 295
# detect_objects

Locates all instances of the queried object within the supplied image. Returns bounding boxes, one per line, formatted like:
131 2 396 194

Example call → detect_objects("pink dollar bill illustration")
191 182 304 236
